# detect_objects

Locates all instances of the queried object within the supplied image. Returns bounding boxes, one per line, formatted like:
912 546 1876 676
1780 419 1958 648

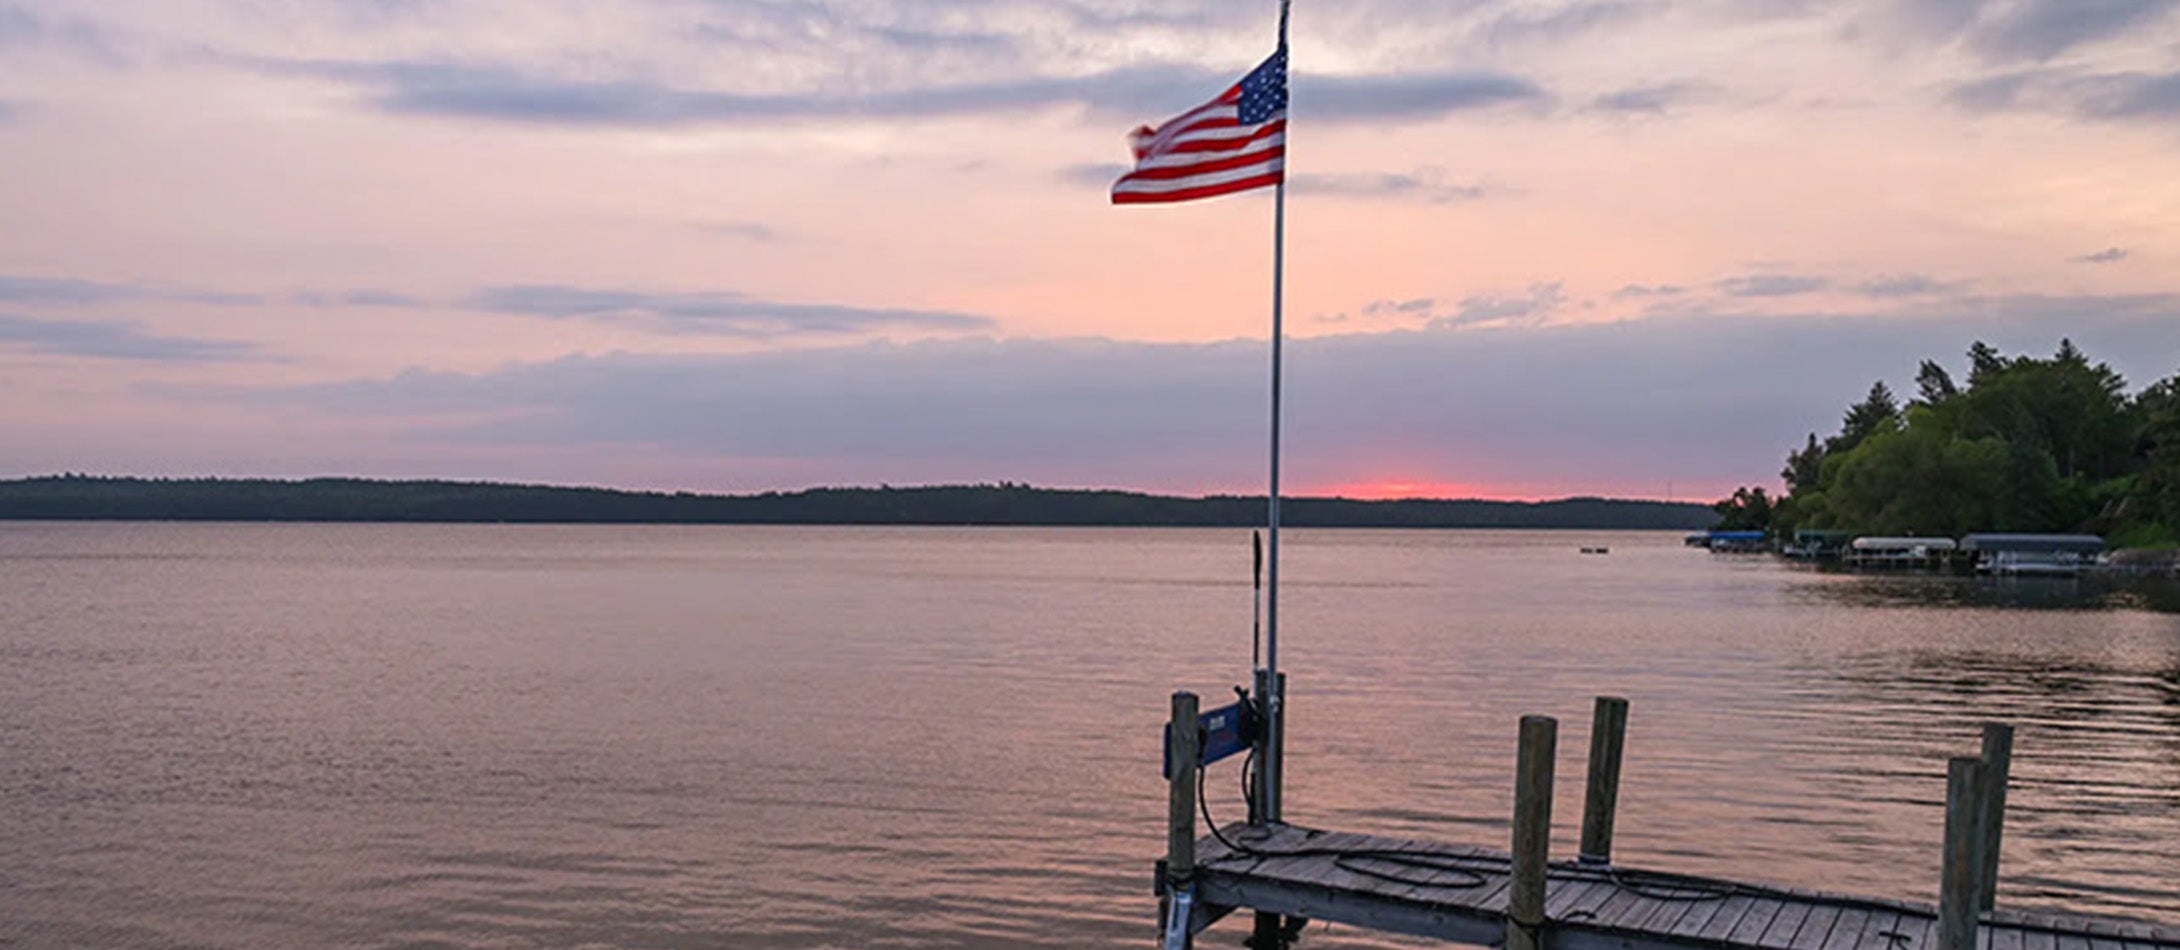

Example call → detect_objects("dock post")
1509 714 1558 950
1248 673 1292 950
1248 673 1276 950
1579 696 1629 866
1977 723 2013 913
1166 691 1200 949
1250 668 1270 825
1269 672 1286 821
1939 755 1988 950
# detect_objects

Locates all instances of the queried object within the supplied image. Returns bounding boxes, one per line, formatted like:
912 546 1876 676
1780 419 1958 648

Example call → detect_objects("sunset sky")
3 0 2177 501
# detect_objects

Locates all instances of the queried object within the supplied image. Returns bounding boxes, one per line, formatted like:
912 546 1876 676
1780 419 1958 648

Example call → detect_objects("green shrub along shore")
1715 340 2180 550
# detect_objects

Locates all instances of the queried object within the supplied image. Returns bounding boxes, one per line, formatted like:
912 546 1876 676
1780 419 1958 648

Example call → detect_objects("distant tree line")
0 476 1718 530
1715 340 2180 546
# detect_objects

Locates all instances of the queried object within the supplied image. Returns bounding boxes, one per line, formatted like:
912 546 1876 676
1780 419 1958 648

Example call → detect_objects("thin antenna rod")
1252 530 1263 670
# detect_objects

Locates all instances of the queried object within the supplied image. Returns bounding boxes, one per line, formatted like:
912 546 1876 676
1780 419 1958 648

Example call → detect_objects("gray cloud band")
240 56 1547 127
1950 67 2180 121
462 285 995 338
0 313 260 362
1873 0 2179 63
185 295 2180 487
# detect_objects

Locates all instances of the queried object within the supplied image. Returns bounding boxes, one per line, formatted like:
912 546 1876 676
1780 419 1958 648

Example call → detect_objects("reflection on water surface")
0 524 2174 949
1791 565 2180 613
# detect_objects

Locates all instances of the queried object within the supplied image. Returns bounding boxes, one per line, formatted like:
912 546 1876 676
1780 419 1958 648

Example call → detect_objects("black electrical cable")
1200 754 1256 858
1333 853 1491 889
1192 761 1849 910
1198 764 1493 889
1602 867 1740 902
1240 744 1256 810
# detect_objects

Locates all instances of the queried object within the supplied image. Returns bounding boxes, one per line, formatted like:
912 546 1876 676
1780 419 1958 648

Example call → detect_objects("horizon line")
7 472 1711 508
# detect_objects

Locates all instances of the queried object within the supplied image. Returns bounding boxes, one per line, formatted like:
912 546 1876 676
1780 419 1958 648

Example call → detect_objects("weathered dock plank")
1819 906 1873 950
1794 902 1848 950
1587 878 1655 929
1568 876 1633 930
1732 897 1795 947
1697 892 1764 943
1181 823 2179 950
1548 877 1612 922
1667 887 1743 939
1641 891 1714 938
1852 909 1906 950
2022 917 2060 950
1765 898 1820 949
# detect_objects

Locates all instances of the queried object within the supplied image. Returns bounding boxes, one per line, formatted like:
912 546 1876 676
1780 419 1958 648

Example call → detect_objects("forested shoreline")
0 476 1715 529
1716 340 2180 547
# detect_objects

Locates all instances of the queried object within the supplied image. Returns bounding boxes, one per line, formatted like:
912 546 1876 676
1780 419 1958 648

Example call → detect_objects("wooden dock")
1155 692 2180 950
1175 821 2180 950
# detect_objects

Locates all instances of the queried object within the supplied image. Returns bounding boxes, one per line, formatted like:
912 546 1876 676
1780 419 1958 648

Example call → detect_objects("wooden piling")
1580 695 1630 866
1168 691 1200 891
1939 755 1988 950
1509 714 1558 950
1978 723 2013 913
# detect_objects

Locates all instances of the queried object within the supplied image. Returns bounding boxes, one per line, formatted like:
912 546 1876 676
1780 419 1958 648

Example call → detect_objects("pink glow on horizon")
1319 478 1517 502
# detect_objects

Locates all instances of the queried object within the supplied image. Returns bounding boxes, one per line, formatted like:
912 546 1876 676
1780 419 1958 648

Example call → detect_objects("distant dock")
1156 695 2180 950
1709 529 2122 579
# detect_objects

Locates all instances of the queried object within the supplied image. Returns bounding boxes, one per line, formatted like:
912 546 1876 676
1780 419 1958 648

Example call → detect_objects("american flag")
1111 47 1287 204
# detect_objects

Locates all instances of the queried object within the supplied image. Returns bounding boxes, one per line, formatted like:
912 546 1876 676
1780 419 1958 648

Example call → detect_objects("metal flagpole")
1261 0 1292 826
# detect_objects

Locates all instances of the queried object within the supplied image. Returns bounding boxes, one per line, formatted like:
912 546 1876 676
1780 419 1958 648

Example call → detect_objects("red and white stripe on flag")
1111 49 1287 205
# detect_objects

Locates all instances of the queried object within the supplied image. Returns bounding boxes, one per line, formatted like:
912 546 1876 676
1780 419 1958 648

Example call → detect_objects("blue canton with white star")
1237 47 1288 124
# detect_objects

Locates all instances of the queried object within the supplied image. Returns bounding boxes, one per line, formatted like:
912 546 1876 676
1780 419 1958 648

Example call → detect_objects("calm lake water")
2 523 2176 949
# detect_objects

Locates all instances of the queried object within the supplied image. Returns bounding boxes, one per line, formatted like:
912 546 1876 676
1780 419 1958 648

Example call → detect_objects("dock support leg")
1247 671 1276 950
1977 723 2013 913
1579 696 1629 866
1268 672 1286 821
1510 714 1558 950
1939 755 1988 950
1250 668 1270 825
1250 673 1296 949
1166 691 1200 950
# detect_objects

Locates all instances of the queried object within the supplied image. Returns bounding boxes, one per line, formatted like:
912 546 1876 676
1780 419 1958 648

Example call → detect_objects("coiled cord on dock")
1198 761 1748 904
1203 758 1508 888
